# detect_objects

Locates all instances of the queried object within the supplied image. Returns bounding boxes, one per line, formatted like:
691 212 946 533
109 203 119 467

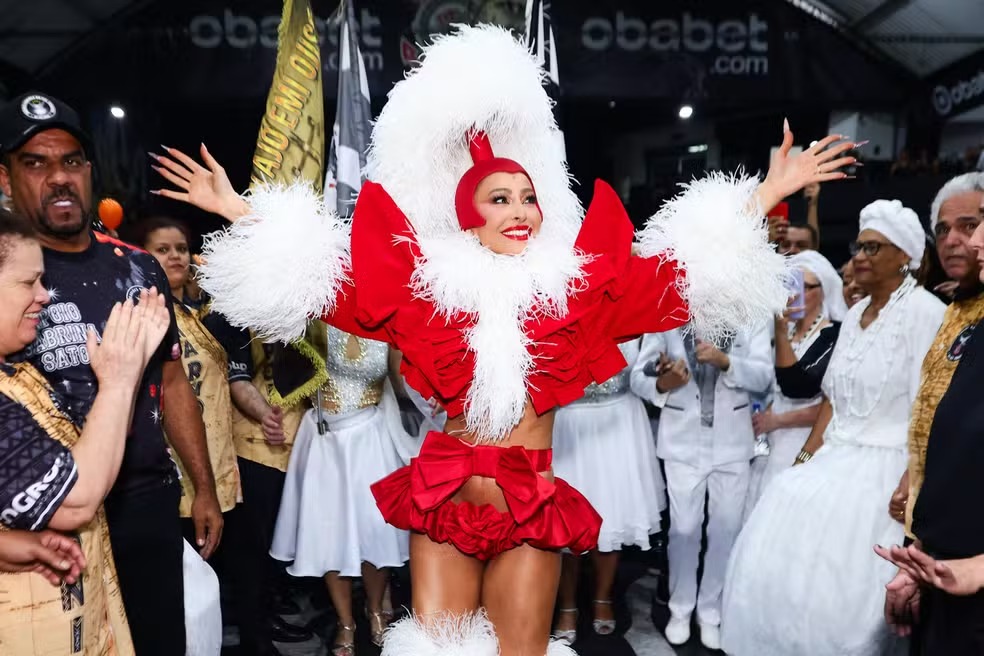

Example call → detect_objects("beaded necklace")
830 275 915 420
788 311 826 351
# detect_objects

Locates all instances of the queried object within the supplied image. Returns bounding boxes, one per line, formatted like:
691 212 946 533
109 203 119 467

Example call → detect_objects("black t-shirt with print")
15 232 180 498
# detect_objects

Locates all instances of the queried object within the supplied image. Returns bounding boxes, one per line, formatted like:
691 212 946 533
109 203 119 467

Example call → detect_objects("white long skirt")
270 385 411 577
552 393 665 552
722 442 908 656
742 423 811 521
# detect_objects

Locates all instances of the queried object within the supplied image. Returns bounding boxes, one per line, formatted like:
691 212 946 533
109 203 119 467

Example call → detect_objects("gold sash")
0 363 134 656
171 306 241 517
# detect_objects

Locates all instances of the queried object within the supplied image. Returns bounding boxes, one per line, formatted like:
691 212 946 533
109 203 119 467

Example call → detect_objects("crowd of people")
0 24 983 656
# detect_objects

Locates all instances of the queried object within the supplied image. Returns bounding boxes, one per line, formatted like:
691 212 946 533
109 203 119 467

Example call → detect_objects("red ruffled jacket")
323 178 690 420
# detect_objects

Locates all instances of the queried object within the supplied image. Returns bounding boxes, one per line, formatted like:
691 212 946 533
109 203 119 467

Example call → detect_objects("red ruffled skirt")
371 431 602 561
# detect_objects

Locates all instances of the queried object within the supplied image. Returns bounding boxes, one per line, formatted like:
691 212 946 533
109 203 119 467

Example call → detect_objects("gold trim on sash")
0 363 135 655
172 305 241 516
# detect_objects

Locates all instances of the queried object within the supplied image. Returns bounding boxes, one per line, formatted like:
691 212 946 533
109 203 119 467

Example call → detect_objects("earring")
899 263 910 276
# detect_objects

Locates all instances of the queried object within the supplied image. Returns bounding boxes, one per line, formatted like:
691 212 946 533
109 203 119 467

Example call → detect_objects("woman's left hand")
752 408 780 436
759 121 857 211
875 544 984 597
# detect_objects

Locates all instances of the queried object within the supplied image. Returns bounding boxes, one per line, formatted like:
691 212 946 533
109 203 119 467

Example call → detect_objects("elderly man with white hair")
872 172 984 652
721 199 945 656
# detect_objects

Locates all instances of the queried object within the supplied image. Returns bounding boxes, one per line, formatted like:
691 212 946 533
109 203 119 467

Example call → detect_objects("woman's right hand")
0 529 86 586
88 289 171 390
151 143 248 222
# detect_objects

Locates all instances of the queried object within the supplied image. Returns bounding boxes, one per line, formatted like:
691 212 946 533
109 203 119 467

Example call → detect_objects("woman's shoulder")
909 286 947 317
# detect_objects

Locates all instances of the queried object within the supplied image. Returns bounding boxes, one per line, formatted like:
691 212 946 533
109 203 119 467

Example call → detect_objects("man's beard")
35 190 92 238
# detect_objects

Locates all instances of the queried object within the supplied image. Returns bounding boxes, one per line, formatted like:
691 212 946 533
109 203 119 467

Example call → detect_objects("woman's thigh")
409 531 485 617
481 543 561 656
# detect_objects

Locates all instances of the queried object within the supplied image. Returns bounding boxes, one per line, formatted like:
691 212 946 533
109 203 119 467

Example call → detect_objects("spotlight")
110 106 125 119
678 105 694 119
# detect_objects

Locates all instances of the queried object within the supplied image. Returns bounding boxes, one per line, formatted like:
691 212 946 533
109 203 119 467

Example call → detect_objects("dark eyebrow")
16 149 84 162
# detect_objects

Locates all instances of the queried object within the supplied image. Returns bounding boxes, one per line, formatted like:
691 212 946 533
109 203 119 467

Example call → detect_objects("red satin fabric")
331 179 690 420
371 431 602 560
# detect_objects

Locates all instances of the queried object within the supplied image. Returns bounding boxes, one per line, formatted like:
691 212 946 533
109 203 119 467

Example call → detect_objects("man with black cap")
0 91 222 655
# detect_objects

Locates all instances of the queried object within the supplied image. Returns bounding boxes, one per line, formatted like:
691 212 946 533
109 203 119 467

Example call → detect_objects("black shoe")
270 616 314 643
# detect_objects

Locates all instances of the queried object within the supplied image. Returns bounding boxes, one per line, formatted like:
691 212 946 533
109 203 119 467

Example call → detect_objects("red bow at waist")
410 431 555 524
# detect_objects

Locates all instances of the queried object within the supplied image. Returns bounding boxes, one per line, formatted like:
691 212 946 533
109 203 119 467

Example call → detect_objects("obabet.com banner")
39 0 905 106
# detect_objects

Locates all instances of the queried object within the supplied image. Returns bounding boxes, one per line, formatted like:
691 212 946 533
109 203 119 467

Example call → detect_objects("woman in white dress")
744 251 848 512
269 327 413 655
722 200 946 656
551 339 665 643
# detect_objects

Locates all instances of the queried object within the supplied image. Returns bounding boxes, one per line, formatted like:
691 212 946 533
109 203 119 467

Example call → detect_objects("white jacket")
630 325 772 467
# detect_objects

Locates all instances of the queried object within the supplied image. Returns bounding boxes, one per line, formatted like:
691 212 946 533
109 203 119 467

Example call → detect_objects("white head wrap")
788 250 848 322
858 199 926 269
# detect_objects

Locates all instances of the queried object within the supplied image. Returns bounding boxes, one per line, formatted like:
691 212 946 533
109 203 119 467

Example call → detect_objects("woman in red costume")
152 25 856 656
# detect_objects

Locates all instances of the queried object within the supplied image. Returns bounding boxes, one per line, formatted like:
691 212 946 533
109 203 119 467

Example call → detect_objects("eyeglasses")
849 240 896 257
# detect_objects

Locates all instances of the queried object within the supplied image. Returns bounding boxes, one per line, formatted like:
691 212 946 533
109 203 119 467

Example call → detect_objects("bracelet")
794 450 813 465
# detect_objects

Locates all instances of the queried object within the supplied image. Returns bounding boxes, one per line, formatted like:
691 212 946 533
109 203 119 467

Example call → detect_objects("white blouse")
821 281 944 450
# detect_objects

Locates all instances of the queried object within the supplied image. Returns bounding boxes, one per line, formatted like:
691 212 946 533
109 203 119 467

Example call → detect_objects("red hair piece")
454 130 540 230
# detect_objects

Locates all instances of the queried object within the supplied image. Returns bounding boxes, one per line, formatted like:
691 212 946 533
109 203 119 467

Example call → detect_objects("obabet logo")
580 11 770 76
932 69 984 117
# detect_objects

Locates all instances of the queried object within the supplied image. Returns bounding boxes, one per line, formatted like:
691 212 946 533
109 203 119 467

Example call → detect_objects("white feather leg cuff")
196 183 350 343
381 611 499 656
637 172 789 344
546 640 579 656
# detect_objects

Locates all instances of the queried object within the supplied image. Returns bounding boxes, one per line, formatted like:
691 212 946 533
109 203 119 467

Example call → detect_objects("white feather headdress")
367 24 586 441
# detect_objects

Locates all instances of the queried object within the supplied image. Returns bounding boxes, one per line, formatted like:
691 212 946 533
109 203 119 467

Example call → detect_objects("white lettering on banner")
932 69 984 116
581 11 770 77
189 8 386 72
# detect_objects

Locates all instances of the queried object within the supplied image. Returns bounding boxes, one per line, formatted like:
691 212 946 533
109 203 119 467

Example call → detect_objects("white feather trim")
381 611 499 656
367 24 582 246
546 639 579 656
637 172 789 345
196 182 350 343
412 230 587 442
366 24 589 441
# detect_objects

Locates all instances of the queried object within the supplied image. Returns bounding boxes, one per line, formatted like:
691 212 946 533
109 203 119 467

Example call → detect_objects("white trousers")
664 458 750 626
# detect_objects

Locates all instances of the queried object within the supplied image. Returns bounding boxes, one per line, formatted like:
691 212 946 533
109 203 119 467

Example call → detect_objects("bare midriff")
442 401 555 512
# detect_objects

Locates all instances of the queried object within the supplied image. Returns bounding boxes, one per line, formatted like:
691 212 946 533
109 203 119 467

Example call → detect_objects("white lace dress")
722 281 944 656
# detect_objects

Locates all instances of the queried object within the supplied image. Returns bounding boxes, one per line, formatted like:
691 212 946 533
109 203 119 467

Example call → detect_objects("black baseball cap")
0 92 93 157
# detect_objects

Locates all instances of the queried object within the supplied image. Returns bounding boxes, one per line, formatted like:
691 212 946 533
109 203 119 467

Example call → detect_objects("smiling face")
934 190 983 287
840 260 865 307
468 171 542 255
144 226 190 292
0 236 49 357
0 129 93 244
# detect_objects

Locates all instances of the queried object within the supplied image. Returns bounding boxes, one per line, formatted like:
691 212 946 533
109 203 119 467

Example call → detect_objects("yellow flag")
250 0 325 191
250 0 328 408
